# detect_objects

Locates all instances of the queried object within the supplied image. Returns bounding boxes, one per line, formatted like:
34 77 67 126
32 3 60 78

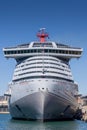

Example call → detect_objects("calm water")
0 114 87 130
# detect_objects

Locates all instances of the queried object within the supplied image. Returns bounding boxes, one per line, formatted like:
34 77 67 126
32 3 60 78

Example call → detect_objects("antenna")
40 28 46 31
37 28 49 42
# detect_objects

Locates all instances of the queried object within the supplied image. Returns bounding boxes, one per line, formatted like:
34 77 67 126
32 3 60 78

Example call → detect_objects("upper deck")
3 29 83 60
3 41 83 60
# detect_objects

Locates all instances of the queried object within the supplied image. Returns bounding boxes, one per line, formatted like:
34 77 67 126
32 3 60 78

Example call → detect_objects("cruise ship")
3 29 83 121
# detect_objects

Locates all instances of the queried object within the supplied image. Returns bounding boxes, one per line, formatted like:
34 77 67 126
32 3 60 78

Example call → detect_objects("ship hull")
9 88 77 121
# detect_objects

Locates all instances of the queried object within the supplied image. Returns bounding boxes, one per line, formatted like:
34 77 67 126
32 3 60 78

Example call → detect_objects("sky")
0 0 87 95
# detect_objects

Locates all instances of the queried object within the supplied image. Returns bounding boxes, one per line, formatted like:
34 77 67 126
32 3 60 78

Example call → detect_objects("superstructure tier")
3 41 82 59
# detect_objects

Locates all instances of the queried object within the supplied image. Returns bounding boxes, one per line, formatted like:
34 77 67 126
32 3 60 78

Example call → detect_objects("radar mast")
37 28 49 42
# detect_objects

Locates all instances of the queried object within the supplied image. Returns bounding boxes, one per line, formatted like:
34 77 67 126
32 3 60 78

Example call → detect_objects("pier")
77 95 87 121
0 96 9 113
81 96 87 121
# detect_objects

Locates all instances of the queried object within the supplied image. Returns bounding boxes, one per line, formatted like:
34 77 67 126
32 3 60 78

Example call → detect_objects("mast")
37 28 49 42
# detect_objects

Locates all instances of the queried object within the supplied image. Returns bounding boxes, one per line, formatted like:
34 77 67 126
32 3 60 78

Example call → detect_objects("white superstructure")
3 29 83 121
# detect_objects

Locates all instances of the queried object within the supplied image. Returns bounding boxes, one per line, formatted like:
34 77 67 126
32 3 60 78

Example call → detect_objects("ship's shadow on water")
0 114 87 130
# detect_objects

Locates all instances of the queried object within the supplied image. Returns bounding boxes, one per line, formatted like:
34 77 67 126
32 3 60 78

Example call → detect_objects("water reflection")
7 119 85 130
0 114 87 130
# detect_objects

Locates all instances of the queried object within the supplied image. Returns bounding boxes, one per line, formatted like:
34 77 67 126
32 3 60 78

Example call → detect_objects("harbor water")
0 114 87 130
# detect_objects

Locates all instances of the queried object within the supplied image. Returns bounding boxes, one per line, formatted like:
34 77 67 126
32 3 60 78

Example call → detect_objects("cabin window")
21 50 24 53
33 50 37 53
24 50 27 53
18 50 21 54
44 49 48 53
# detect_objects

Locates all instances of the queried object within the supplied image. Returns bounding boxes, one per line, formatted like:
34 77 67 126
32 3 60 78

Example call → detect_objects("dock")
0 96 9 113
77 95 87 121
